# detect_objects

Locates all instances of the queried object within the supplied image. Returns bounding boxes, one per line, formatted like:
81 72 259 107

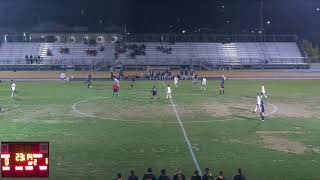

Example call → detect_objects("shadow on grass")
230 106 253 113
232 115 258 121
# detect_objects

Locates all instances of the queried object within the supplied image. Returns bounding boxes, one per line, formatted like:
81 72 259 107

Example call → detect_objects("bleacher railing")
123 34 298 43
1 34 298 43
0 57 314 66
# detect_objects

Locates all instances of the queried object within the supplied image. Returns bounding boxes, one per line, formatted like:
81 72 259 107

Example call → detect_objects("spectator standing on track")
158 169 170 180
128 170 139 180
173 168 186 180
233 168 246 180
190 170 201 180
143 168 156 180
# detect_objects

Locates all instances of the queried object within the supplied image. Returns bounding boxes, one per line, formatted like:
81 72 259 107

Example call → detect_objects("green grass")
0 80 320 180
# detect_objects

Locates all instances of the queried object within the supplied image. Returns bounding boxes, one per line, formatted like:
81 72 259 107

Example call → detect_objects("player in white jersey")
174 76 179 88
261 83 268 98
201 77 207 92
113 77 120 84
10 80 16 98
166 84 172 99
254 93 261 113
259 92 265 121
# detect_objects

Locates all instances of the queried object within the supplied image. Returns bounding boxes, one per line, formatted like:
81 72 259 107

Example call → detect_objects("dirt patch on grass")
78 101 173 121
200 101 319 119
257 131 307 154
259 135 306 154
274 103 318 118
11 105 76 123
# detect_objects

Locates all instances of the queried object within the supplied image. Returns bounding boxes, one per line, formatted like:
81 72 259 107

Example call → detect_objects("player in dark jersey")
219 76 225 95
130 75 135 89
87 73 92 88
151 85 159 100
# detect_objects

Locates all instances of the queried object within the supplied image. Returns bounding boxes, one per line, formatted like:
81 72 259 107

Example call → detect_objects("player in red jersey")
112 82 120 97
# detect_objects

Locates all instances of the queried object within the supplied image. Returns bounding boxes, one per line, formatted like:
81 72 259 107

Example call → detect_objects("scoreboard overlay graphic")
1 142 49 178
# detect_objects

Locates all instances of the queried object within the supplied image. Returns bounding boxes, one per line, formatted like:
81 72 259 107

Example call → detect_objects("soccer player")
151 85 159 100
261 83 268 99
112 82 120 97
166 84 172 99
219 76 225 95
59 72 66 82
10 80 16 98
259 93 265 121
174 76 179 88
192 73 198 86
87 73 92 88
130 75 135 89
113 77 120 84
254 93 261 113
201 77 207 92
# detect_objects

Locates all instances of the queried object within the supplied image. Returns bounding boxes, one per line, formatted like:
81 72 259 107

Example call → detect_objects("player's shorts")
259 104 265 113
113 89 118 93
220 84 224 88
11 88 16 92
152 92 157 96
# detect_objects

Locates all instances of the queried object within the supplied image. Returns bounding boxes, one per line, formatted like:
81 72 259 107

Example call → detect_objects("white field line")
161 81 202 175
72 98 253 123
265 102 278 116
72 95 278 124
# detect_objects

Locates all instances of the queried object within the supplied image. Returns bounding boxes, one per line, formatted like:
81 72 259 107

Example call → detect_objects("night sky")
0 0 319 35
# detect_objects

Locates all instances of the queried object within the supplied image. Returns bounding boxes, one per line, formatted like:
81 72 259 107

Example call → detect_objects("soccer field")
0 79 320 180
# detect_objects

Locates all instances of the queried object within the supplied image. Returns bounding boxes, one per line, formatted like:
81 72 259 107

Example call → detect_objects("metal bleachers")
0 43 41 64
0 42 305 67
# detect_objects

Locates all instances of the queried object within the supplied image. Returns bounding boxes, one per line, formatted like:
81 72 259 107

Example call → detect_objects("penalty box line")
161 81 202 175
